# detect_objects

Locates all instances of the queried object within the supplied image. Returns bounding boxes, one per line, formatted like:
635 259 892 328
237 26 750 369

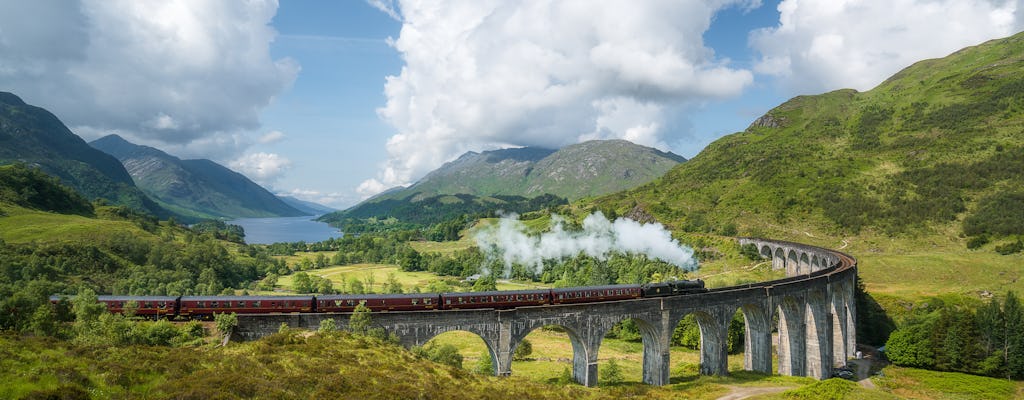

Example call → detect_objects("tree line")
885 291 1024 379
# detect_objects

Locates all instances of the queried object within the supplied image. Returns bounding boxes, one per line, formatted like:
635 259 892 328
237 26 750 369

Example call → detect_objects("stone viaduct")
234 238 857 387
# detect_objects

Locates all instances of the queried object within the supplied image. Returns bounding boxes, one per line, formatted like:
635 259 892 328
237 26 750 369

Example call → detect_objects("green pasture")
0 205 151 244
874 365 1023 399
275 262 550 293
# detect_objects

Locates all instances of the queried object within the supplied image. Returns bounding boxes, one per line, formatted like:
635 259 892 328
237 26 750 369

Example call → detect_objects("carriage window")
445 299 451 305
411 299 418 305
425 298 432 305
212 301 219 308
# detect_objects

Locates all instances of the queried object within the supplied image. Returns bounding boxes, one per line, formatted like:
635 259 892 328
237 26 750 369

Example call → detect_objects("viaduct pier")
234 237 857 386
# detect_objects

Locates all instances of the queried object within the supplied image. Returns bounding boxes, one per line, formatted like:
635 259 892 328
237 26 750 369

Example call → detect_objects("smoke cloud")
474 212 698 276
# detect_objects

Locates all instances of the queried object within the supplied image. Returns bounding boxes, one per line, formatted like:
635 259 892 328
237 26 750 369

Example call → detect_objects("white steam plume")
475 212 698 276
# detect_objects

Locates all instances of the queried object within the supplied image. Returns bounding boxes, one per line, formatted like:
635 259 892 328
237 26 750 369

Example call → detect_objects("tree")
513 339 533 360
318 318 337 334
472 275 497 292
294 272 313 293
976 297 1004 355
72 288 106 330
384 272 403 294
885 323 935 369
348 277 365 294
1004 291 1024 378
602 359 623 385
349 301 372 335
27 304 58 337
214 312 238 340
475 350 494 375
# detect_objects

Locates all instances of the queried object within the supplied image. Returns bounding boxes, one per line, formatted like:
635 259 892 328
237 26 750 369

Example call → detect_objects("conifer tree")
1004 291 1024 378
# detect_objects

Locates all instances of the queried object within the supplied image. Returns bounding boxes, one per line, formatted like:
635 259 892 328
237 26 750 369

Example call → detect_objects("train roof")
550 284 641 293
442 288 549 297
179 296 313 301
316 293 439 299
49 295 178 301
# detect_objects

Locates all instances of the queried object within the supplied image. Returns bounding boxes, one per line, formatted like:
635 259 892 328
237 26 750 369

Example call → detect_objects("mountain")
90 135 307 219
594 32 1024 242
374 139 684 203
278 195 335 215
0 92 169 217
320 140 682 230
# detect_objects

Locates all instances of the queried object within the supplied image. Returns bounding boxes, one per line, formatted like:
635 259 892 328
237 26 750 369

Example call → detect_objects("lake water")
228 216 342 244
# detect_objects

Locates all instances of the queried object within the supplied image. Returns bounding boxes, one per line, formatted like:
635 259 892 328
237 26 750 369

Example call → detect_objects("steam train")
50 280 705 320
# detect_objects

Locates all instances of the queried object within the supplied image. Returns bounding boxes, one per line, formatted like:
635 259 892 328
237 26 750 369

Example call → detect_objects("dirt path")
838 239 849 250
716 386 791 400
850 359 876 389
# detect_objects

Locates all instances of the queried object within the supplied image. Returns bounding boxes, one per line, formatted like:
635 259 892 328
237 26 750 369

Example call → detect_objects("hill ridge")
90 134 307 219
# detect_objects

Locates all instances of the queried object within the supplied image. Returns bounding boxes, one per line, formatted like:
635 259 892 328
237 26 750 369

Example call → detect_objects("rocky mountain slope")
91 134 306 219
0 92 169 217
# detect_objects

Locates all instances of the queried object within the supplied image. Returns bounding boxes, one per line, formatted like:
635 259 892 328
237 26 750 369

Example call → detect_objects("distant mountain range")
278 195 335 215
320 139 682 230
0 92 170 218
90 134 308 219
595 31 1024 243
370 139 685 203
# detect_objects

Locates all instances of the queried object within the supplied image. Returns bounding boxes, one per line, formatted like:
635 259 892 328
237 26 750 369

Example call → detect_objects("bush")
602 359 623 385
513 339 533 360
412 343 463 369
475 351 494 375
966 235 990 250
994 240 1023 255
214 312 238 339
318 318 337 334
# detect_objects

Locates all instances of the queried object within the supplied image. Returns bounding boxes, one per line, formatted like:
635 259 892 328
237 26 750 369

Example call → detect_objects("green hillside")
597 32 1024 244
0 92 170 218
91 134 307 219
325 140 682 232
368 139 684 203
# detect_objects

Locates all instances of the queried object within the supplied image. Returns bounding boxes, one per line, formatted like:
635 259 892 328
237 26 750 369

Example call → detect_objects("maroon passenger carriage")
441 289 550 310
49 295 178 319
551 284 642 305
178 296 313 319
316 293 441 312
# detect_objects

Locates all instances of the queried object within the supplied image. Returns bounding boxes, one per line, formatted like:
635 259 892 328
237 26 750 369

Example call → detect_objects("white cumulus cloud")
258 130 287 144
230 152 292 186
0 0 298 148
751 0 1023 93
362 0 757 195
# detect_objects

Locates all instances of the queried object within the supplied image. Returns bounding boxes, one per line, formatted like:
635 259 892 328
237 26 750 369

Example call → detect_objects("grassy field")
873 365 1024 400
0 205 152 244
275 262 550 294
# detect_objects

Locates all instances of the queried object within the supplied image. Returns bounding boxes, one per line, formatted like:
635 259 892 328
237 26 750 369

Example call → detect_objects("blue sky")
1 0 1021 208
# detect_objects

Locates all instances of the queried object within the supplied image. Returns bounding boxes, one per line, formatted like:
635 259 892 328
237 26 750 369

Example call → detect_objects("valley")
1 15 1024 400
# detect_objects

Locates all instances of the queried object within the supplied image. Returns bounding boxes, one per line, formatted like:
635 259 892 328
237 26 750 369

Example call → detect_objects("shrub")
602 359 623 385
994 240 1023 255
513 339 533 360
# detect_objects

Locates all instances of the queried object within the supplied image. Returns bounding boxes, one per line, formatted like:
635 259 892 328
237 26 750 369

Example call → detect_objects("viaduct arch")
234 238 857 386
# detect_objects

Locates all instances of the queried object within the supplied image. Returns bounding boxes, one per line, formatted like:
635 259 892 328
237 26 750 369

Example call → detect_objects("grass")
0 332 604 400
275 262 550 294
0 205 151 244
874 365 1023 399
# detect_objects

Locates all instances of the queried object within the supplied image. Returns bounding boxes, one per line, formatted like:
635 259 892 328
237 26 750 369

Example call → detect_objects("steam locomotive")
50 280 705 320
